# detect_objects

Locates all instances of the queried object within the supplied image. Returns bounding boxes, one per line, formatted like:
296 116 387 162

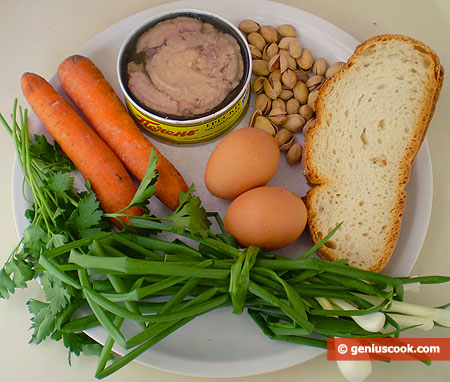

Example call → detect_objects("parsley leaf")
30 134 73 172
4 257 35 288
170 185 211 237
68 192 103 235
23 224 47 256
128 149 158 209
46 233 68 249
48 171 74 202
52 331 105 365
0 268 16 298
41 273 71 315
27 299 56 344
27 273 73 344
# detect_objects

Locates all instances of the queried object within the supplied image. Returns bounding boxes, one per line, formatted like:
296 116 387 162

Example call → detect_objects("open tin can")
117 9 252 145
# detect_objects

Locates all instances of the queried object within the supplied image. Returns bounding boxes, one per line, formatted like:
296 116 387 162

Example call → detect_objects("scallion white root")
315 296 335 311
403 282 421 294
386 313 434 331
315 297 374 382
330 298 386 332
336 360 372 382
354 293 450 327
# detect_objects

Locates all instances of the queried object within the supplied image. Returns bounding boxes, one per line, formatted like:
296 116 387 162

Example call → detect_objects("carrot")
21 72 143 227
57 55 189 211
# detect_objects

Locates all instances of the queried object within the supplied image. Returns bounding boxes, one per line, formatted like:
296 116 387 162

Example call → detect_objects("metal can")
117 9 252 145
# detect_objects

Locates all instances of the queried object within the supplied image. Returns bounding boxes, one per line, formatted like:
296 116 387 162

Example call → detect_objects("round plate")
12 0 433 377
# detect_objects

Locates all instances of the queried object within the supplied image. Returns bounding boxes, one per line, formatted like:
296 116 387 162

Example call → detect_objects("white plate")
12 0 433 377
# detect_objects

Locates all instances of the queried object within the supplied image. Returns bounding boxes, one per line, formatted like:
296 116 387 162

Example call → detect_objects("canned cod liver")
117 9 252 144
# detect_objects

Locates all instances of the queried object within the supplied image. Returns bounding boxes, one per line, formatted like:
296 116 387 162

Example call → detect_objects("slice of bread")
303 34 443 272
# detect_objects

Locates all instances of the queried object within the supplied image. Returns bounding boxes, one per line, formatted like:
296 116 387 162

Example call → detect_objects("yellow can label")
127 86 250 144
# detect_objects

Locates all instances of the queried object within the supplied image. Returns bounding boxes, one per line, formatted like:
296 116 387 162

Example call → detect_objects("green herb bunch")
0 101 109 359
1 102 449 379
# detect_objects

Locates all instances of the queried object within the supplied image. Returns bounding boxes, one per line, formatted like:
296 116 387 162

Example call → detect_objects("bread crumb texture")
303 35 443 272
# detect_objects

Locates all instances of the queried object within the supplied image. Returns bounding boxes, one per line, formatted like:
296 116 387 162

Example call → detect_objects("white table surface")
0 0 449 381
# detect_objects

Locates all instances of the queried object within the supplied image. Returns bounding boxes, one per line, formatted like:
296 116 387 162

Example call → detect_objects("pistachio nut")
286 98 300 114
306 75 325 92
272 98 286 111
252 76 266 94
278 36 297 50
263 77 282 99
282 113 306 133
293 69 309 83
249 44 262 59
263 42 279 60
279 49 297 70
268 69 282 82
293 81 309 104
297 48 314 71
275 128 294 151
254 93 272 114
288 40 302 59
268 51 289 73
307 89 319 111
275 128 292 146
281 69 298 89
279 136 295 151
312 58 328 76
249 109 262 127
260 25 279 44
247 32 267 52
268 53 281 72
269 108 287 125
302 118 316 135
326 61 346 78
299 104 314 120
279 88 294 100
286 143 303 164
279 51 290 73
253 115 278 136
252 59 270 76
238 19 260 34
277 24 297 38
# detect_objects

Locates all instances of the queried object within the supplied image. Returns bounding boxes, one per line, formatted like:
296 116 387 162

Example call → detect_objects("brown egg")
204 127 280 199
224 186 307 250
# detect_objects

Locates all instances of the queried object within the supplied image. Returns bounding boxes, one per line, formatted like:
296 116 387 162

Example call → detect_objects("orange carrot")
21 72 143 227
57 55 189 211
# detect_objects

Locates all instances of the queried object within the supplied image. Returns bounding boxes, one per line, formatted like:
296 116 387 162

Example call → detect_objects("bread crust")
303 34 443 272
